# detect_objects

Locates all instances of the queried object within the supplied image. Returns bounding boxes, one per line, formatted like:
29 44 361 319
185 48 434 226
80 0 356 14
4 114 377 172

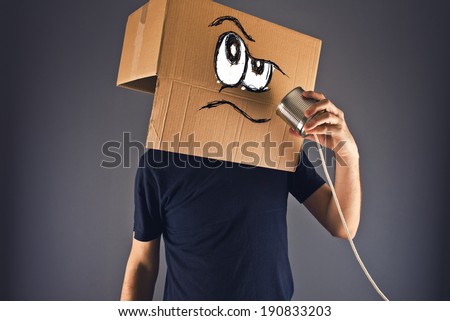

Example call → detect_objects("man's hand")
290 90 361 240
290 90 359 164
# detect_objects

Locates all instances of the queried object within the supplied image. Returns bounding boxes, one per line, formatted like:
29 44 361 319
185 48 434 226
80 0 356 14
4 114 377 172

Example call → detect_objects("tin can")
276 87 319 137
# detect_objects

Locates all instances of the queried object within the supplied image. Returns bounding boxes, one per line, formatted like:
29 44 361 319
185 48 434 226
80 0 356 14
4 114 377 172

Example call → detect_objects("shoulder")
298 149 317 169
289 149 315 176
137 149 197 182
139 149 166 166
135 149 169 186
138 148 181 171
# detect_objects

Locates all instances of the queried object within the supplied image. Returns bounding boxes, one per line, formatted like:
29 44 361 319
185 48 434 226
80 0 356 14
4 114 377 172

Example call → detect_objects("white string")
313 134 389 301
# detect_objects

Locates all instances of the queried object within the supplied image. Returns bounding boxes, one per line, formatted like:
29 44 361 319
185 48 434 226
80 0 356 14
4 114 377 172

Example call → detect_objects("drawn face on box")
117 0 321 171
200 16 287 123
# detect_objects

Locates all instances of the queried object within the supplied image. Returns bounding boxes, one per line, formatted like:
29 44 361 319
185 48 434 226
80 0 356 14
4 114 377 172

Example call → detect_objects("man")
120 90 360 300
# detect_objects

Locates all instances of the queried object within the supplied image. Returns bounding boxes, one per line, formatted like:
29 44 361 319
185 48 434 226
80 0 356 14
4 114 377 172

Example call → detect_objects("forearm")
297 90 362 239
326 154 361 239
120 255 159 300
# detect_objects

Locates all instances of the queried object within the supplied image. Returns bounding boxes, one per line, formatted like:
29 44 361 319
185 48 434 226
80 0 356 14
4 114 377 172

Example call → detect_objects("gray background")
2 0 449 300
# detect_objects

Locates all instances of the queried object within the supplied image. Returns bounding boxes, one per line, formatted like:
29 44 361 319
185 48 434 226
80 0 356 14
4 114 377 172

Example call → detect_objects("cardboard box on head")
117 0 321 172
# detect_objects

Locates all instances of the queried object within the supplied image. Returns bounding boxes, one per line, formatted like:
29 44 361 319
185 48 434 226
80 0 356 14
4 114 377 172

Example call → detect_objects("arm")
292 91 361 240
303 159 361 240
120 235 161 300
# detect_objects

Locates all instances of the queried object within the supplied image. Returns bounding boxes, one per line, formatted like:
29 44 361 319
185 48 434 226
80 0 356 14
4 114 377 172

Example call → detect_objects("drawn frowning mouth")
199 16 288 124
199 100 271 123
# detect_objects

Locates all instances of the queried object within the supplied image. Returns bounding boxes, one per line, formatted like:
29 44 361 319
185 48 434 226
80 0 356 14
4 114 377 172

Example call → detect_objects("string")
313 133 389 301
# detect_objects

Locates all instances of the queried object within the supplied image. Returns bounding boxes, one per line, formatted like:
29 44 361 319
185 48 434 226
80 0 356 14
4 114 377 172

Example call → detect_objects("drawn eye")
214 32 248 87
241 58 273 92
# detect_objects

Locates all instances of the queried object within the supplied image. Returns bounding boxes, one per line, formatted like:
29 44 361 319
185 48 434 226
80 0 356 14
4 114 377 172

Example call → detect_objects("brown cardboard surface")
117 0 321 171
117 0 167 93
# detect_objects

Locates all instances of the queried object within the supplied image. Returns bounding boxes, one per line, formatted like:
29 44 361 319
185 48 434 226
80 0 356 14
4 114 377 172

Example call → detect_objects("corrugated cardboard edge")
310 38 322 91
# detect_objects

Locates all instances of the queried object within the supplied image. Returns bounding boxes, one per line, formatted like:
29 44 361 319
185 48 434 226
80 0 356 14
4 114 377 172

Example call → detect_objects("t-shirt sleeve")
288 149 326 204
133 153 163 242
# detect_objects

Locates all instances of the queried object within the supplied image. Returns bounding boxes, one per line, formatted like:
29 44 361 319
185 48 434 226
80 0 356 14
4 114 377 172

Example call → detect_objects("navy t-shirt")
133 149 325 300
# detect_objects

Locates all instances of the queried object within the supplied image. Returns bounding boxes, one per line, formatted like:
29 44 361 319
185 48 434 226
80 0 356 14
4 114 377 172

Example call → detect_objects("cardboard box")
117 0 321 171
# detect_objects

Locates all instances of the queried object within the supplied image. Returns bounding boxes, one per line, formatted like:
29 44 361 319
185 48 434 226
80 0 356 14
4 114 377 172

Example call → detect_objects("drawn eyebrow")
270 60 288 77
199 100 270 123
209 16 255 42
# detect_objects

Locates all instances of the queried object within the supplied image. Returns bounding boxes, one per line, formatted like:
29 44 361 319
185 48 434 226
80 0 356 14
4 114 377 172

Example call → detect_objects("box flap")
116 0 168 93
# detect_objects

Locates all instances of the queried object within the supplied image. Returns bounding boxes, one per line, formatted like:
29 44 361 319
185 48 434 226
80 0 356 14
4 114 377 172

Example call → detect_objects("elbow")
331 225 358 240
